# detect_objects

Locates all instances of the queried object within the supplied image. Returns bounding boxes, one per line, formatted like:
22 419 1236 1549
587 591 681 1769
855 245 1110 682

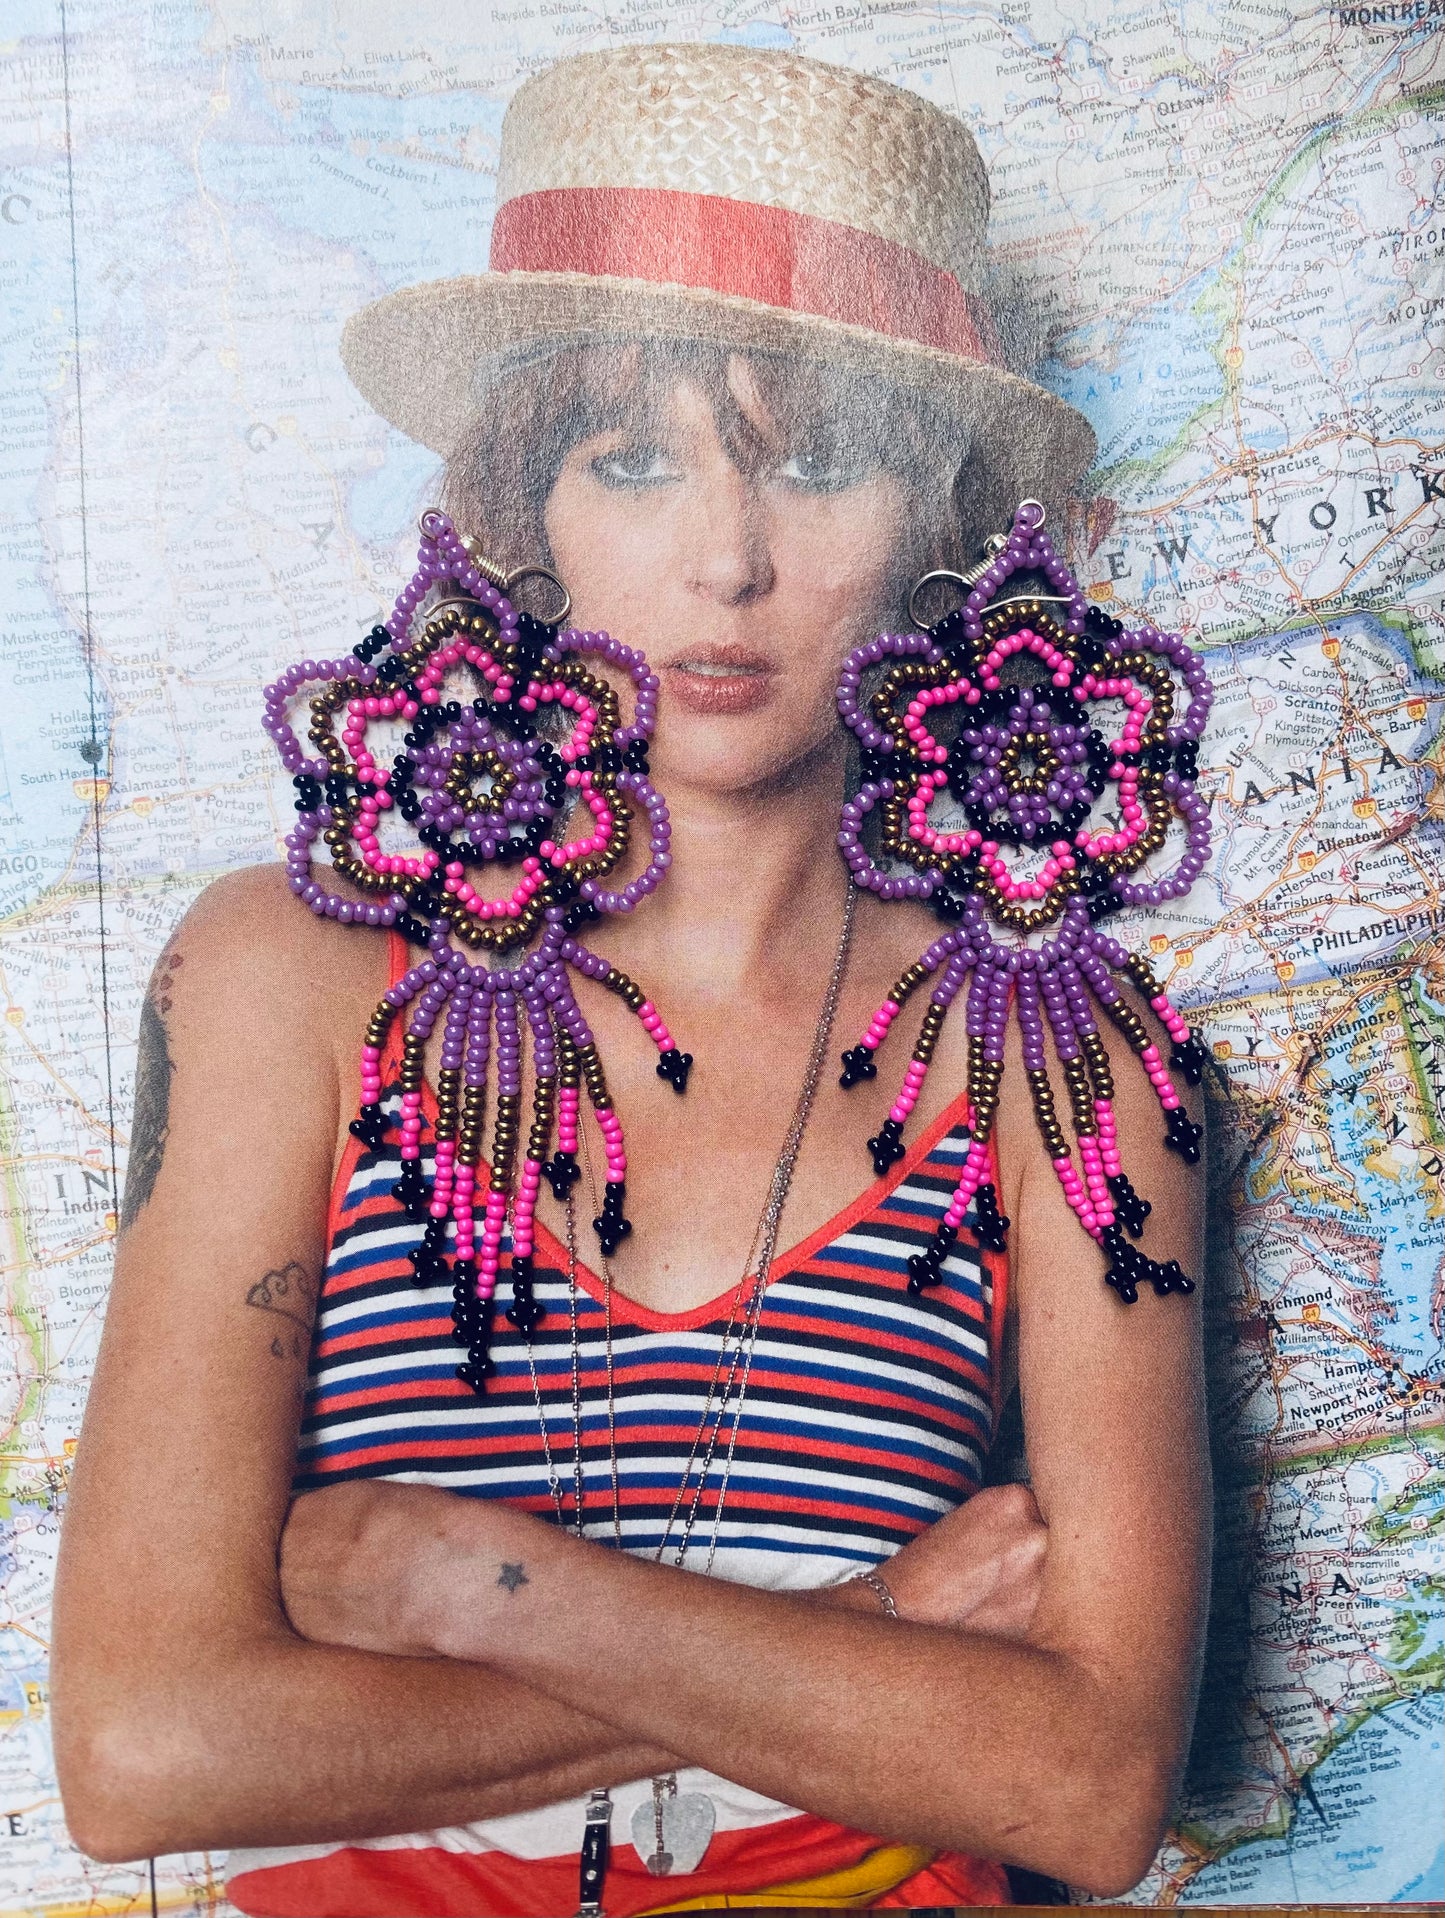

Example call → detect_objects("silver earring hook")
908 532 1007 630
907 502 1072 631
418 513 573 628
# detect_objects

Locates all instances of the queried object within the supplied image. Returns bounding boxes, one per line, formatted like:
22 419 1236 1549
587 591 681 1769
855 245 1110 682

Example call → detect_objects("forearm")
408 1510 1166 1889
66 1626 677 1859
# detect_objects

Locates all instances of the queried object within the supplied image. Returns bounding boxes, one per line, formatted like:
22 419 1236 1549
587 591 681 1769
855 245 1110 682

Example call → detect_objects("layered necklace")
519 882 858 1913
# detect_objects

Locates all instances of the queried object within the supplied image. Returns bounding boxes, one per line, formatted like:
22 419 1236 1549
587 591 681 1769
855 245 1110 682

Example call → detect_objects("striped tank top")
227 935 1011 1918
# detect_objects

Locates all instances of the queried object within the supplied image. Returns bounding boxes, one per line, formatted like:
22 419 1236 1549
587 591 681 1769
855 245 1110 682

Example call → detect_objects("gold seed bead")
914 1003 947 1065
1103 1000 1150 1053
1079 1032 1115 1099
1026 1072 1068 1157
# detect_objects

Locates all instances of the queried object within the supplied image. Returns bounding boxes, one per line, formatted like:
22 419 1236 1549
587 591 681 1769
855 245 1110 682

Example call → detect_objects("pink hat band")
490 187 1003 367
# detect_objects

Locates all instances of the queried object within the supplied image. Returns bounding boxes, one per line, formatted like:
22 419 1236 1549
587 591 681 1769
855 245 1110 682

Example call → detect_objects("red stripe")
227 1815 1010 1917
489 186 1002 362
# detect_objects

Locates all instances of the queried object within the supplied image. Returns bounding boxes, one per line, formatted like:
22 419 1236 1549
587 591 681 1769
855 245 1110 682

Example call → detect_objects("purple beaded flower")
951 685 1095 844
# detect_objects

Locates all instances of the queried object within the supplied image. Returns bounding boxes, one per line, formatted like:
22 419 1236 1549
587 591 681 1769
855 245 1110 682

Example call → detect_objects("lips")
662 645 778 717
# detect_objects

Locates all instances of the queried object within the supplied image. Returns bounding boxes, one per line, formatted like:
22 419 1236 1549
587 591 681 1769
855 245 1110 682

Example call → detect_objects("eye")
588 442 679 487
774 440 875 493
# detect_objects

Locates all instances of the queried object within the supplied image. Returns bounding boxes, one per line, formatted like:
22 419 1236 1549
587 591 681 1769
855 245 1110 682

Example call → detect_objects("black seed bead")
657 1049 692 1094
391 1158 429 1215
593 1181 632 1255
931 608 969 653
1106 1171 1152 1238
1084 605 1124 643
409 1217 449 1286
839 1045 877 1090
1152 1259 1195 1297
906 1258 937 1296
973 1181 1010 1251
623 739 650 773
544 1150 580 1201
506 1291 546 1337
1100 1225 1141 1304
1169 1032 1209 1087
867 1118 906 1176
352 625 389 663
905 1218 958 1295
505 1255 547 1335
349 1103 389 1151
1100 1224 1194 1302
1164 1107 1204 1164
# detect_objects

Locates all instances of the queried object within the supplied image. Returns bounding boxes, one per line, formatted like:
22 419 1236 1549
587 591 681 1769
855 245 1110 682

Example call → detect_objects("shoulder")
165 864 385 983
152 864 392 1064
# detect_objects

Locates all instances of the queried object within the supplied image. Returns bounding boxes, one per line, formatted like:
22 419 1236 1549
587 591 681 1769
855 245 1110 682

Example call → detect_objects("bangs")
443 335 981 582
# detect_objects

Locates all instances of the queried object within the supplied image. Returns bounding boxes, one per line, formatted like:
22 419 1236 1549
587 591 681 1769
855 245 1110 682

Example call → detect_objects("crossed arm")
52 871 1210 1896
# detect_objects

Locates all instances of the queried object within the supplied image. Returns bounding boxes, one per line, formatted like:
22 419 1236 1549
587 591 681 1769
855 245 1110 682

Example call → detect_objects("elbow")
976 1688 1180 1898
55 1688 237 1863
1041 1735 1179 1898
57 1716 182 1862
1062 1812 1171 1900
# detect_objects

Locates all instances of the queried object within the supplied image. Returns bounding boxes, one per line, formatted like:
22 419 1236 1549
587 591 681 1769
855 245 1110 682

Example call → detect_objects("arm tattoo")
245 1260 318 1364
120 946 184 1228
497 1562 529 1594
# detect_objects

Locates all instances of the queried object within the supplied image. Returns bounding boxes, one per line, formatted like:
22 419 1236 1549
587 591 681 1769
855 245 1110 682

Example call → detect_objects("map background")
0 0 1441 1908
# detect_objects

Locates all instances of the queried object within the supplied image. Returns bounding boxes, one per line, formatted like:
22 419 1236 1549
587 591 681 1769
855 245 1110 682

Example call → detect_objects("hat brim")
341 271 1097 535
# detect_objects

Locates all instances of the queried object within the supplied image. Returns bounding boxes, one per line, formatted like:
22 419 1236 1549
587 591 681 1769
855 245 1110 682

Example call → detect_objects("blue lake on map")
1040 278 1224 476
1183 1693 1444 1903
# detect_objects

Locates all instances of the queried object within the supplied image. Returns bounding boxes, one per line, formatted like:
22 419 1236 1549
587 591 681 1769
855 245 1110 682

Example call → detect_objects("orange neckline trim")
530 1084 998 1335
326 932 1009 1371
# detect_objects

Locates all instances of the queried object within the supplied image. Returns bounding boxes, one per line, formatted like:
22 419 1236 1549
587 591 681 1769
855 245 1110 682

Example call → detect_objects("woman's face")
543 352 913 797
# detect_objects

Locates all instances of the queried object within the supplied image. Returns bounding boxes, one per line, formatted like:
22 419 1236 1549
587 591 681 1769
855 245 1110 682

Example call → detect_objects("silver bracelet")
853 1567 899 1620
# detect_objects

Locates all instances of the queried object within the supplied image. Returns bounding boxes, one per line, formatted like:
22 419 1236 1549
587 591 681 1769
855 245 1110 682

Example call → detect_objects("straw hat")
342 43 1096 529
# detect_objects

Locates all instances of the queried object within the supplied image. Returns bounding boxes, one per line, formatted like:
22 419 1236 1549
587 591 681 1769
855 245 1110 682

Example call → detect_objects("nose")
681 453 775 607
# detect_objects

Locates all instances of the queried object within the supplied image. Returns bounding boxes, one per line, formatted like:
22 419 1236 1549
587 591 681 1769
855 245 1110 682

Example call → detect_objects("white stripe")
309 1309 992 1391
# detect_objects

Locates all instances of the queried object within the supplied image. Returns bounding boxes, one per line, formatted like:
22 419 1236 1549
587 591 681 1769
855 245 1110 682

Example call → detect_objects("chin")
650 712 843 800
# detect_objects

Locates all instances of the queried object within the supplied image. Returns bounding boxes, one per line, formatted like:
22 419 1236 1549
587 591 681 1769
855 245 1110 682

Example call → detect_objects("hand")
278 1479 461 1657
874 1483 1048 1639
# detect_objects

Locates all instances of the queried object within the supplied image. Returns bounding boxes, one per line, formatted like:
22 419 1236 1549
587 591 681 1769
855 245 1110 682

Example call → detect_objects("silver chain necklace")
526 879 857 1563
517 883 858 1912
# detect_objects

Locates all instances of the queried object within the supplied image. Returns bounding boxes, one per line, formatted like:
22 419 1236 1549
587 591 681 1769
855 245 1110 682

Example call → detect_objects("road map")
1 0 1441 1907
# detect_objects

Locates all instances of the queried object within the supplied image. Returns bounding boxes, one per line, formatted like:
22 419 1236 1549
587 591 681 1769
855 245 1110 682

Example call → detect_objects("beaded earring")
263 510 689 1389
835 500 1213 1303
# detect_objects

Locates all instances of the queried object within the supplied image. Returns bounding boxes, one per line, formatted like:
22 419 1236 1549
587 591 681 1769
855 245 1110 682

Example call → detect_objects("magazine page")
1 1 1440 1910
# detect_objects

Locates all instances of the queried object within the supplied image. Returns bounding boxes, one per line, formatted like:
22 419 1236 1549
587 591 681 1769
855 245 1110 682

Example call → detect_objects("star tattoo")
497 1562 529 1594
